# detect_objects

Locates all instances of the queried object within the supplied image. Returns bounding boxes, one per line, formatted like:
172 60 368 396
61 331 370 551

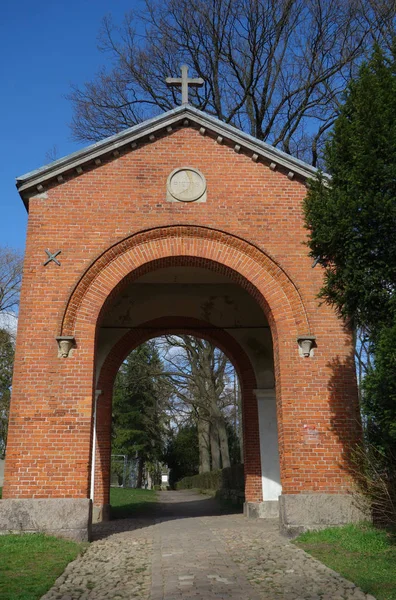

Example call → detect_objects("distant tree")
161 335 235 472
45 145 59 163
112 341 168 487
226 421 241 466
0 247 23 317
165 424 200 486
0 247 22 456
69 0 396 165
304 46 396 456
0 329 14 456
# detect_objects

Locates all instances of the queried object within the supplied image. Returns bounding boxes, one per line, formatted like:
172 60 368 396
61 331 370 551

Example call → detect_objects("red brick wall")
3 125 361 501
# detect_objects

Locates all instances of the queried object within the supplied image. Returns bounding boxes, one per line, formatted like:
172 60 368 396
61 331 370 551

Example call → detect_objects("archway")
2 222 364 538
3 103 365 540
93 316 272 519
53 226 310 514
91 251 283 519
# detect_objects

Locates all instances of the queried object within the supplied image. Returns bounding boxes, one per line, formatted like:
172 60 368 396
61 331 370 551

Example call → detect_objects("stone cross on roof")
166 65 204 105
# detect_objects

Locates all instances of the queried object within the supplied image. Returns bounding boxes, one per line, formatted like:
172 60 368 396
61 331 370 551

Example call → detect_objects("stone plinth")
0 498 92 541
279 493 370 537
244 500 279 519
92 503 111 523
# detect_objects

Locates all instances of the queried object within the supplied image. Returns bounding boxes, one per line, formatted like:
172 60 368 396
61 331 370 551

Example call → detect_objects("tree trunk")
217 417 230 469
198 417 210 473
210 423 221 470
237 378 243 463
137 456 144 488
210 396 230 469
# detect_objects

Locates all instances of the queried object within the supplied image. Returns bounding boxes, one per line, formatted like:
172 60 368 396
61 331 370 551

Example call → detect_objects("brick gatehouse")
1 103 364 540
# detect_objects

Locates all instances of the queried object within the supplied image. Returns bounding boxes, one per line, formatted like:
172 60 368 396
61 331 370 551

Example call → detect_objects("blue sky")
1 0 143 251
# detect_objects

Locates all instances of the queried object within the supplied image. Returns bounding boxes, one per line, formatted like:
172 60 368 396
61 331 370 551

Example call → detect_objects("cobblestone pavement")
41 490 376 600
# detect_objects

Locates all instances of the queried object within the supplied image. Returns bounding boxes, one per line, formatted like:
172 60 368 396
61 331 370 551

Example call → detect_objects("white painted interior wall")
255 389 282 501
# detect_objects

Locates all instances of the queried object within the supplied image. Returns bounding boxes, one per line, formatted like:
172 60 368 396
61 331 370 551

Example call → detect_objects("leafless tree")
0 247 23 317
159 335 238 473
0 248 22 454
45 144 59 163
69 0 396 165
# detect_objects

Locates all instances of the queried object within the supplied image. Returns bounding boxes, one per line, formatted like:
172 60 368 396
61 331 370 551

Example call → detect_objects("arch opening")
61 225 310 341
91 264 282 521
107 334 244 517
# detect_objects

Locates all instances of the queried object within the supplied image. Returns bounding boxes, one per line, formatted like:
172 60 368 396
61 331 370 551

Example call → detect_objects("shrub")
352 443 396 527
176 464 244 495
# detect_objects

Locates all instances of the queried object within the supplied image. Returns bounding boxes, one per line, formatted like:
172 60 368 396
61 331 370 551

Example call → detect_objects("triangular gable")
16 105 326 208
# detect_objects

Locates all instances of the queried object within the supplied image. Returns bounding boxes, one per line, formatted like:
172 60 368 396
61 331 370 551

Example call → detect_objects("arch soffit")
61 225 311 337
97 316 257 395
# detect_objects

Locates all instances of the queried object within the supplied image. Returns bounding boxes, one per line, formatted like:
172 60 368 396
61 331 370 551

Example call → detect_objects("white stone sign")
167 167 207 203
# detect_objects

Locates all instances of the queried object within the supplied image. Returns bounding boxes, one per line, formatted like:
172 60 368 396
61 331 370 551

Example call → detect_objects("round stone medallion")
167 167 206 202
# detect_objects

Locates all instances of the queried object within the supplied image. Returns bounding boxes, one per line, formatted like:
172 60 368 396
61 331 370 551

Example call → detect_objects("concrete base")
0 498 92 541
244 500 279 519
92 503 111 523
279 493 370 537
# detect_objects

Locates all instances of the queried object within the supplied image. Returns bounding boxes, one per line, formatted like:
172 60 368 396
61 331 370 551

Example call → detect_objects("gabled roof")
16 104 325 209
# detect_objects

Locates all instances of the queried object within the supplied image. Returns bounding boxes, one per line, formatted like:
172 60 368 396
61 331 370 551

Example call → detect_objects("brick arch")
56 225 312 505
60 225 310 339
97 317 257 394
93 317 261 508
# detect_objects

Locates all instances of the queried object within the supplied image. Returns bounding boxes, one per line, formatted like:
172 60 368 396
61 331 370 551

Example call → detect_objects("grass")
295 522 396 600
0 533 85 600
0 487 156 599
110 487 158 519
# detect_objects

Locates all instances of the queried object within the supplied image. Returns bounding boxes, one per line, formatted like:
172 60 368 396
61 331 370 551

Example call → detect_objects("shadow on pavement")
155 490 242 518
91 490 243 540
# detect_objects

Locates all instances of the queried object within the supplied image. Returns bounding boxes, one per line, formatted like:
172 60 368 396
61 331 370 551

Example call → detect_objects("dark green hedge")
176 464 244 499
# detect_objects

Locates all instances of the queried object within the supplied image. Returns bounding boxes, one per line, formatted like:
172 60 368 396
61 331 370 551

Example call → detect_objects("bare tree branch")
0 248 23 316
69 0 396 165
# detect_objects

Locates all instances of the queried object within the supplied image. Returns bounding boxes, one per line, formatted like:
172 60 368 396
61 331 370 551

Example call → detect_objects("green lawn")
295 522 396 600
0 533 85 600
0 487 156 599
110 487 158 519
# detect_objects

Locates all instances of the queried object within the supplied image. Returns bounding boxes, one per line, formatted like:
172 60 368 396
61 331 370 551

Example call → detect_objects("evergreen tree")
363 323 396 452
304 47 396 331
164 424 200 487
112 341 167 487
0 329 14 456
304 47 396 454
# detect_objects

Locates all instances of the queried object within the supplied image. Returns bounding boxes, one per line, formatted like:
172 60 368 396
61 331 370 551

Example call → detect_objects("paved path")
41 490 376 600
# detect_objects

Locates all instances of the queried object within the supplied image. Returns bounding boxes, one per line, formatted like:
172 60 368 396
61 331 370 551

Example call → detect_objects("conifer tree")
304 47 396 454
164 424 200 486
0 329 14 456
112 341 167 487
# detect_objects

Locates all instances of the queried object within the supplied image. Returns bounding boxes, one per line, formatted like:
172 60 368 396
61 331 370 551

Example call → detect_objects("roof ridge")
16 105 327 208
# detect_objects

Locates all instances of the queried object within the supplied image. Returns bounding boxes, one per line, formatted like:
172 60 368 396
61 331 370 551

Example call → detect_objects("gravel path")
41 490 376 600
